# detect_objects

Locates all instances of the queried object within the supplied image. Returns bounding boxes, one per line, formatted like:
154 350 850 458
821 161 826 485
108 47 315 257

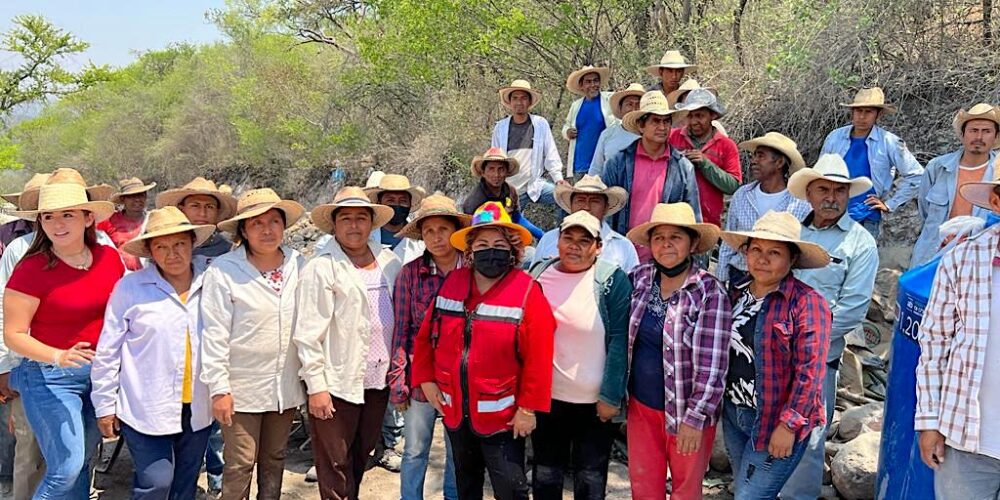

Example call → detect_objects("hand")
567 128 578 139
684 149 705 165
677 423 704 455
308 392 335 420
212 394 235 427
596 401 619 422
864 195 889 212
919 430 946 470
97 415 119 438
509 408 536 438
555 179 571 187
55 342 96 368
0 373 17 403
420 382 448 413
394 399 410 413
768 423 796 459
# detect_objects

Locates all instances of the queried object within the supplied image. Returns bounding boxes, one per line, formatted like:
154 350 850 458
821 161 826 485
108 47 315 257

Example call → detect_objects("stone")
826 441 843 461
839 402 883 442
821 484 840 499
710 427 730 472
832 431 881 499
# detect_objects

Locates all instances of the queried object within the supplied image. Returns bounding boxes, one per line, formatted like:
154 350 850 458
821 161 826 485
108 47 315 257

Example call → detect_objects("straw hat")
12 182 115 222
788 154 874 200
566 65 610 96
218 184 233 194
499 80 542 112
395 193 472 240
311 186 394 235
554 175 628 217
121 206 216 258
16 168 114 210
621 91 688 134
2 173 51 209
155 177 238 221
720 211 831 269
677 88 726 117
363 174 426 208
953 103 1000 149
666 79 716 108
111 177 157 203
738 132 806 174
840 87 897 114
610 83 646 119
450 201 533 252
625 203 720 254
958 168 1000 210
559 210 601 238
646 50 695 77
217 188 305 233
470 147 521 177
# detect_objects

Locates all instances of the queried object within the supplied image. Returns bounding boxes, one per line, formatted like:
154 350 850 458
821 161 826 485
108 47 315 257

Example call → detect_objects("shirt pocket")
924 185 951 224
771 322 794 356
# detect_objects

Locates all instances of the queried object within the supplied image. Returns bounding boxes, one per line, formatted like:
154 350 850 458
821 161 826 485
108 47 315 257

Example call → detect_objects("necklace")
54 247 92 271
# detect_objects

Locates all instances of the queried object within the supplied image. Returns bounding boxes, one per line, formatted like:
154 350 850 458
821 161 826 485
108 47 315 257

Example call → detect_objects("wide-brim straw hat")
646 50 695 77
788 154 874 200
839 87 897 114
953 103 1000 149
720 211 831 269
121 206 216 258
395 193 472 240
739 132 807 174
17 168 114 210
311 186 394 235
554 175 628 217
155 176 238 221
625 203 720 254
610 83 646 119
2 173 51 209
12 182 115 222
217 188 305 233
470 147 521 177
958 168 1000 210
666 78 716 108
566 66 610 96
450 201 533 251
363 174 426 208
111 177 157 203
499 80 542 112
622 91 688 134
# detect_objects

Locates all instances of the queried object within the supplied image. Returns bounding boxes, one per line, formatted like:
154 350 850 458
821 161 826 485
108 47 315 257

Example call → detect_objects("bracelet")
518 407 535 417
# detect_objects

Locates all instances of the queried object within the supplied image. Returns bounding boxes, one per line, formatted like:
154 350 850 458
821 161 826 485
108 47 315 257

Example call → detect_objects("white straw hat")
625 203 720 254
121 206 216 258
217 188 304 233
840 87 897 114
554 175 628 217
952 103 1000 149
787 154 874 200
566 65 609 96
311 186 395 235
738 132 807 174
155 177 238 221
621 91 688 134
13 182 115 222
646 50 695 77
720 211 831 269
499 80 542 112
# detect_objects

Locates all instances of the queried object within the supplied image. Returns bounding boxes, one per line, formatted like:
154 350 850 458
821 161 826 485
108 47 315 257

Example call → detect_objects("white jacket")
562 91 617 177
491 114 565 201
200 245 306 413
294 237 402 405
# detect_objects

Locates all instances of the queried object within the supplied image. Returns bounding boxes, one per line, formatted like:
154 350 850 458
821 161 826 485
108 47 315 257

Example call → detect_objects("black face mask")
472 248 513 279
655 256 692 278
388 205 410 226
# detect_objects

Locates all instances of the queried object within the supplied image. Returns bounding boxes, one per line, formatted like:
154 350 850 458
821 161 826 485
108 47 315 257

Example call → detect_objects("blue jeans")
935 446 1000 500
10 360 100 499
779 366 838 500
382 405 404 450
401 400 457 500
722 401 808 500
121 404 212 500
0 402 14 482
204 422 223 489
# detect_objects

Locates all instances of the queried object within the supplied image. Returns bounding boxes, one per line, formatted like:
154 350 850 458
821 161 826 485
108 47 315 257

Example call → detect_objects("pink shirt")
628 142 669 262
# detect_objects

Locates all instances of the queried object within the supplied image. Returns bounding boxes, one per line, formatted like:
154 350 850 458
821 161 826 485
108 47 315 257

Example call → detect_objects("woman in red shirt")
3 181 125 498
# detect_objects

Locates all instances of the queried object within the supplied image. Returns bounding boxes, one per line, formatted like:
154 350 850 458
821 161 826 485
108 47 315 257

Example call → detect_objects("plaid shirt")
730 275 832 449
915 224 1000 452
627 263 733 433
389 252 462 405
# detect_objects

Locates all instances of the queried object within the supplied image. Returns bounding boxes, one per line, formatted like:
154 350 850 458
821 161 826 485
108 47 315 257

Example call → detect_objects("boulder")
710 428 730 472
832 431 881 499
839 402 883 441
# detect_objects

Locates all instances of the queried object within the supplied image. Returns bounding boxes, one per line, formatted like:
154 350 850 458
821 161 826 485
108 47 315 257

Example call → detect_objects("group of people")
0 47 996 500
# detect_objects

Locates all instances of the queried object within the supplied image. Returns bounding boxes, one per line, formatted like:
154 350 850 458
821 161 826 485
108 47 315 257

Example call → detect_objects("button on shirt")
820 124 924 211
531 221 640 273
359 264 394 390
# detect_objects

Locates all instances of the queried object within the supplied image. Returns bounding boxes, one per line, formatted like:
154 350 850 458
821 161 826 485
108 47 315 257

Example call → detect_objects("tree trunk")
733 0 750 69
984 0 993 46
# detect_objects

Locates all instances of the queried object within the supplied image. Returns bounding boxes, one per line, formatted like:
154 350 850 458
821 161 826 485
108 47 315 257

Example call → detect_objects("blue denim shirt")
910 148 997 267
602 139 703 235
820 125 924 211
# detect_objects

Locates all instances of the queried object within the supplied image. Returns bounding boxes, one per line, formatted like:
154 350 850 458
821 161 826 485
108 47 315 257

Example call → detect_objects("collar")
316 234 383 262
637 140 670 162
419 251 464 276
844 124 884 143
802 211 854 232
135 260 207 294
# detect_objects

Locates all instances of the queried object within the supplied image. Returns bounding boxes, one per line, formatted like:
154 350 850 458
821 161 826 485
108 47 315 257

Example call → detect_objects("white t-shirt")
752 185 787 216
977 264 1000 459
536 265 605 404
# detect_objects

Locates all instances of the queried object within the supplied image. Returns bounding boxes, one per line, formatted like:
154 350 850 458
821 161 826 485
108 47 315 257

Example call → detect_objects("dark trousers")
121 404 212 500
309 389 389 500
531 400 616 500
447 422 528 500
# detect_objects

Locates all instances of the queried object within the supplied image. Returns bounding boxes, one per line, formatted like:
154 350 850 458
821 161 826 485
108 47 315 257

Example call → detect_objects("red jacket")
669 127 742 226
411 267 555 436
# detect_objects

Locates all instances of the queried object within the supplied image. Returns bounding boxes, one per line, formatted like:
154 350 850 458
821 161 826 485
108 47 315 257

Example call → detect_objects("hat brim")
121 224 217 259
959 181 1000 210
626 221 720 254
111 183 157 203
396 210 472 240
471 156 521 178
13 200 116 223
621 108 688 134
450 222 534 252
310 202 394 235
720 229 831 269
554 183 628 218
499 87 542 112
17 184 114 211
156 189 239 221
839 102 897 114
610 89 644 119
738 137 807 174
786 169 873 200
646 63 695 77
217 200 305 233
566 67 610 96
364 186 426 209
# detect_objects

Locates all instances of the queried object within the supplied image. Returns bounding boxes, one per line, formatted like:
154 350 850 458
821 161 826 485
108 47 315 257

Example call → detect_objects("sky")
0 0 227 70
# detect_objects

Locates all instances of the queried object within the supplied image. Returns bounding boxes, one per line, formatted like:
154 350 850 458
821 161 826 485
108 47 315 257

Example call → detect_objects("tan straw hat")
666 79 716 108
363 174 426 207
622 91 688 134
738 132 807 174
720 211 831 269
311 186 394 235
953 103 1000 149
559 210 601 238
958 168 1000 210
626 203 720 254
12 182 115 222
17 168 114 210
470 147 521 177
450 201 533 251
395 193 472 240
646 50 695 77
554 175 628 217
121 206 216 258
111 177 157 203
499 79 542 112
155 177 238 221
788 154 874 200
2 173 51 209
610 83 646 119
840 87 897 113
566 65 610 96
217 188 304 233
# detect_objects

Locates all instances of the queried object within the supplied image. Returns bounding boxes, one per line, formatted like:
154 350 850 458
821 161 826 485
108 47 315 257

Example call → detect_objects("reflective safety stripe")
475 304 523 322
436 296 464 313
440 391 453 407
477 396 515 413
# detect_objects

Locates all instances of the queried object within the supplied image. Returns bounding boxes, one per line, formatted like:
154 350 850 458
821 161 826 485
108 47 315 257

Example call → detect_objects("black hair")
742 237 802 261
416 215 460 234
646 225 699 244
